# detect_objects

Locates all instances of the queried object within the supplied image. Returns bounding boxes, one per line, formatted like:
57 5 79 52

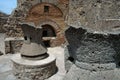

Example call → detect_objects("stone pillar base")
11 53 57 80
75 61 116 71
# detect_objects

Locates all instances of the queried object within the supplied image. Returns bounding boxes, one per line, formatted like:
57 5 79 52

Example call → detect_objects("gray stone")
75 61 116 71
11 23 57 80
65 27 120 64
20 23 47 60
11 53 56 80
0 47 65 80
67 0 120 33
100 0 120 19
63 64 90 80
0 33 5 54
64 26 120 80
64 46 73 72
5 38 23 54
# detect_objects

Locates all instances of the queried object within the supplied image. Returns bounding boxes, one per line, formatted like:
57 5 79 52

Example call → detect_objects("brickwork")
4 0 68 53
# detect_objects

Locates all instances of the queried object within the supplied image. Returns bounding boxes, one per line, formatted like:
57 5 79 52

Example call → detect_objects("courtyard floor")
0 47 66 80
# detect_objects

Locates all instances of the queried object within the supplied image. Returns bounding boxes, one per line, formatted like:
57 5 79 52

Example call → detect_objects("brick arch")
37 20 65 47
26 2 63 20
37 20 61 34
25 2 65 47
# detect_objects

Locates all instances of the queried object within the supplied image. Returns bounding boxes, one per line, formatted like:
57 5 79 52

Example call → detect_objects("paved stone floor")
0 47 66 80
63 64 120 80
46 47 66 80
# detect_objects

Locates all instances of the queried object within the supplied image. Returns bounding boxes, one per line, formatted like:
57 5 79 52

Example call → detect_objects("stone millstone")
11 23 57 80
20 43 48 60
64 27 120 80
20 23 48 60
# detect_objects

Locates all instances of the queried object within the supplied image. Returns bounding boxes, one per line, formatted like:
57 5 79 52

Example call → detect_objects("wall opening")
68 57 74 62
44 6 49 13
9 41 14 53
42 24 56 47
24 36 27 40
42 24 56 37
43 40 50 47
43 30 48 37
118 61 120 66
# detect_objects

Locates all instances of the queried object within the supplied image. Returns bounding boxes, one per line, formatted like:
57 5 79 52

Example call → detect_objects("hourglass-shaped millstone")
20 23 48 60
11 23 57 80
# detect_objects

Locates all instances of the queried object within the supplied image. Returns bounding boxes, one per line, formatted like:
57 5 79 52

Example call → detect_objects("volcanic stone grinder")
63 27 120 80
11 23 57 80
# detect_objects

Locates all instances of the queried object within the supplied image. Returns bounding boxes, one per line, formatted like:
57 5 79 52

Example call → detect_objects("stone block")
5 38 23 54
96 19 120 33
100 0 120 19
67 0 100 30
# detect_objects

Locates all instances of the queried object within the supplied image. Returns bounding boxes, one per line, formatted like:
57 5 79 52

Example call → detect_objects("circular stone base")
11 53 57 80
75 61 116 71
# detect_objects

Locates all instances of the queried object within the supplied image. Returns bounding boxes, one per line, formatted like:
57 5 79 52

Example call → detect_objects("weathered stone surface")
67 0 120 33
0 47 65 80
64 26 120 80
20 23 47 59
5 38 23 54
0 33 5 54
4 0 68 52
4 17 23 40
100 0 120 19
65 27 120 64
11 54 57 80
75 61 116 71
63 64 120 80
0 12 8 33
64 46 73 72
67 0 100 30
97 20 120 34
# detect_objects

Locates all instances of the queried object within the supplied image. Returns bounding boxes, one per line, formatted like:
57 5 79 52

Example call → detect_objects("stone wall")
25 2 68 47
0 12 8 33
4 0 68 51
64 1 120 79
9 0 69 25
67 0 120 33
64 26 120 73
5 38 23 54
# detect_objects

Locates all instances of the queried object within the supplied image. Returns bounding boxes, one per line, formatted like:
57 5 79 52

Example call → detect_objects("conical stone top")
20 23 48 60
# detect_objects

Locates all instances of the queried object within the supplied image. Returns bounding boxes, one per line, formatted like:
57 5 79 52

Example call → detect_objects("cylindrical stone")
20 23 47 60
11 53 57 80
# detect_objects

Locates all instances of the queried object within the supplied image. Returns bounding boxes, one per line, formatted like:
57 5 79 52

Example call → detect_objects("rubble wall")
67 0 120 33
